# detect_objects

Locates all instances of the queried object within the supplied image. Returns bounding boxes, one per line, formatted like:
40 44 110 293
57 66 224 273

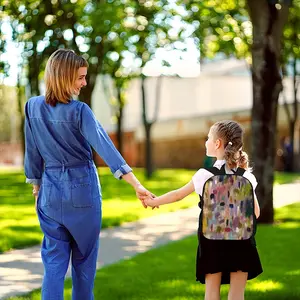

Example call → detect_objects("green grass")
274 171 300 185
1 168 299 253
7 203 300 300
0 167 197 253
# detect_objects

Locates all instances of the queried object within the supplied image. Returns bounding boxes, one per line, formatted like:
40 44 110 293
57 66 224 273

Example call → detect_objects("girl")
145 120 262 300
24 49 153 300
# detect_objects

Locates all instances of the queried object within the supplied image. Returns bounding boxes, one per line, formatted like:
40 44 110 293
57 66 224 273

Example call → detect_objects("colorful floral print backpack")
199 165 256 240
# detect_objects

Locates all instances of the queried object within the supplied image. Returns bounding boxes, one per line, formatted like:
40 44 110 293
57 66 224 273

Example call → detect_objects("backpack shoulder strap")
204 164 227 176
234 167 246 176
203 167 221 175
219 164 226 174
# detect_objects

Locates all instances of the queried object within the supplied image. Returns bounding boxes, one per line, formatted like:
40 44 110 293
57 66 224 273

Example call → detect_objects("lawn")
7 202 300 300
0 167 197 253
273 171 300 185
0 167 299 253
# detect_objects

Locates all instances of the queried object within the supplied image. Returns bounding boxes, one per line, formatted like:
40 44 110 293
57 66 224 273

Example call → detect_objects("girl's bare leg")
205 272 222 300
228 271 248 300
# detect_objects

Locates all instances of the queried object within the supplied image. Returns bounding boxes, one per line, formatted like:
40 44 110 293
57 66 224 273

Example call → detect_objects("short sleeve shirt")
192 160 258 196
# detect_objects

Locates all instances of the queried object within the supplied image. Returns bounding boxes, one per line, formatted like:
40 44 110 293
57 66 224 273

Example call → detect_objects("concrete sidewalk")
1 182 300 299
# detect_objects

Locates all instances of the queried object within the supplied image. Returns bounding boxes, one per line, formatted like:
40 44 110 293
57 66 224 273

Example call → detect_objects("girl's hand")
135 184 156 208
144 196 159 208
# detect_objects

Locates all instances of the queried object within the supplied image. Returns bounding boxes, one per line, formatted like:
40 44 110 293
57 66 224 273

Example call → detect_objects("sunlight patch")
248 280 283 292
285 269 300 276
277 222 299 229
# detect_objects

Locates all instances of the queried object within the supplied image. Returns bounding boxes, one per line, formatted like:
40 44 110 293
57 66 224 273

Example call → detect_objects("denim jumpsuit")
24 96 132 300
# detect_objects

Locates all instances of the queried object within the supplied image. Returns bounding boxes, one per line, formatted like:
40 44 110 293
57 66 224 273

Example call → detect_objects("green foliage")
180 0 251 60
2 0 176 102
282 0 300 68
0 12 9 79
181 0 298 67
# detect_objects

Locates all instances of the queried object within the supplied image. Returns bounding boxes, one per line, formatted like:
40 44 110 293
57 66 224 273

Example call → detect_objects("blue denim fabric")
37 162 101 300
24 95 132 185
24 95 132 299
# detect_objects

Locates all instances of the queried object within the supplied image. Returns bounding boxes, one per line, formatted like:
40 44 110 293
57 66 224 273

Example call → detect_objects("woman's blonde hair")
45 49 88 106
211 120 250 170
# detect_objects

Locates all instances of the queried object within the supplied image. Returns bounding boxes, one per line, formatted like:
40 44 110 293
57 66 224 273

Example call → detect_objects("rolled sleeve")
26 178 42 185
24 101 44 185
113 164 132 179
79 103 132 179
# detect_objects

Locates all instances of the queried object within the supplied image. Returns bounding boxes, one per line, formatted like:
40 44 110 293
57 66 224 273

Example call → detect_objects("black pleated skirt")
196 235 263 284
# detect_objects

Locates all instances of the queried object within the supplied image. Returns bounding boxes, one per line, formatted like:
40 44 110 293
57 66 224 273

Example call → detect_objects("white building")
92 58 297 140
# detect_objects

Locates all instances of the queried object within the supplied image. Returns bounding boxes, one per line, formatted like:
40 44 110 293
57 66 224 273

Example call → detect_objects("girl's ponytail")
224 143 239 169
225 148 250 170
238 150 249 170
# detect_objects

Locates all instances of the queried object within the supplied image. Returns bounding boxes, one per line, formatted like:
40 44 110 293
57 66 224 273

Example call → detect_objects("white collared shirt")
192 159 258 196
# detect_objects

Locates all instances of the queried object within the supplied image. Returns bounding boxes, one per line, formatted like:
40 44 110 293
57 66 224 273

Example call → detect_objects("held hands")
144 194 159 208
135 184 159 209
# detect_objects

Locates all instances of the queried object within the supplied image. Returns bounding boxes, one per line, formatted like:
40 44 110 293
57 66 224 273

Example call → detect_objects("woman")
24 49 152 299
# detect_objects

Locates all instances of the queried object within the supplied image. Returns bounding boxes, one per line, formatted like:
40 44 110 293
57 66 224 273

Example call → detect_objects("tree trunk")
27 52 41 96
78 73 96 107
141 75 153 178
116 86 124 155
153 75 163 123
145 122 153 178
17 83 25 165
248 0 290 223
77 41 104 107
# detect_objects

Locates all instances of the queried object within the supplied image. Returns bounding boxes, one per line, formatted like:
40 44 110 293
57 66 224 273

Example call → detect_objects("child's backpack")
199 164 256 240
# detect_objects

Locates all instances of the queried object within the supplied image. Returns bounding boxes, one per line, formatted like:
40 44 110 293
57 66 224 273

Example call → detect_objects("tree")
141 74 163 178
180 0 293 223
101 1 175 164
3 0 135 107
248 0 291 223
16 63 26 164
101 62 134 155
128 0 174 178
182 1 251 61
3 0 176 170
75 0 131 107
2 1 86 163
0 15 16 144
4 0 82 96
0 13 9 82
101 24 140 155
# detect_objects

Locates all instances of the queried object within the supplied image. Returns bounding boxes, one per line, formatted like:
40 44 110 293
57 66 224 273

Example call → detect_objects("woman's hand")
120 172 159 209
135 184 153 207
135 185 159 209
35 195 38 211
33 185 39 211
